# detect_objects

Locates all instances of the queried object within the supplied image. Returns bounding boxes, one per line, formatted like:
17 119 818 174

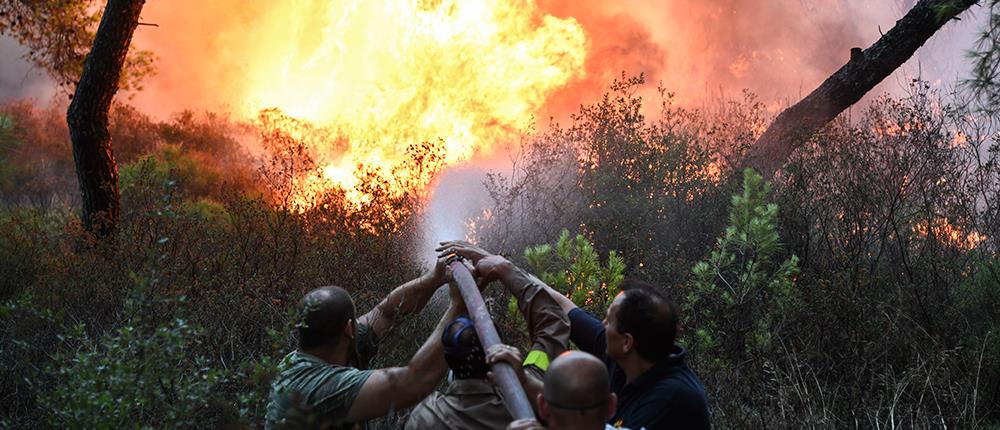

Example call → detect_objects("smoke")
0 36 56 102
536 0 989 114
126 1 255 119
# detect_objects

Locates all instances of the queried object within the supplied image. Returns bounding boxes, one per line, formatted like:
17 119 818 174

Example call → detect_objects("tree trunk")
741 0 981 178
66 0 145 237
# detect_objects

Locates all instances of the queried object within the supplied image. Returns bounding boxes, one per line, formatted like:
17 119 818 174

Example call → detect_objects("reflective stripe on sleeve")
523 349 550 372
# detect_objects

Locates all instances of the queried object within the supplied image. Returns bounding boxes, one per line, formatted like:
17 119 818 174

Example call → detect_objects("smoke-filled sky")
535 0 986 116
0 37 56 102
0 0 988 118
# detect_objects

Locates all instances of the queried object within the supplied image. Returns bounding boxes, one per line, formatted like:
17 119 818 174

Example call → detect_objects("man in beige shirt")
404 242 571 430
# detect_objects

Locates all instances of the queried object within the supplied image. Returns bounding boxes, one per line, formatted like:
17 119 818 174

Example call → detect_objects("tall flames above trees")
237 0 587 202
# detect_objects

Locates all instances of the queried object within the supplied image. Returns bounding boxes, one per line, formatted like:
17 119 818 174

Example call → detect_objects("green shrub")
0 113 15 191
0 207 71 301
954 258 1000 410
119 145 222 199
955 259 1000 336
39 289 234 429
684 168 799 367
0 294 62 428
521 229 624 316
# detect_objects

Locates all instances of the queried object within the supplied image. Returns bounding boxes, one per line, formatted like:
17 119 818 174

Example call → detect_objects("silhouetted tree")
67 0 147 236
742 0 980 177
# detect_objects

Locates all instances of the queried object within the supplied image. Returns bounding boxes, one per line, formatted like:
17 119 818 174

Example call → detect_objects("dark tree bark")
67 0 146 237
741 0 981 178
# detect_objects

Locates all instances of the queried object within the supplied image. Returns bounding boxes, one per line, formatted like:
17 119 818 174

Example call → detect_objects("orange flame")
913 218 986 250
233 0 587 201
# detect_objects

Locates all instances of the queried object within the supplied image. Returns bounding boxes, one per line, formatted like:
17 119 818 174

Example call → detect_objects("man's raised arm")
496 260 570 359
346 281 462 422
437 240 579 316
438 240 606 358
536 277 578 314
358 258 447 339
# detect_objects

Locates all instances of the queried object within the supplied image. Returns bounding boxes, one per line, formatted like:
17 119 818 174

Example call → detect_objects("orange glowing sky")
116 0 982 203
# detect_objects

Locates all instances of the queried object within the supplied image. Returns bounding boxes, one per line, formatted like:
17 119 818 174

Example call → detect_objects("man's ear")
537 394 550 421
622 332 634 354
344 319 356 339
606 393 618 420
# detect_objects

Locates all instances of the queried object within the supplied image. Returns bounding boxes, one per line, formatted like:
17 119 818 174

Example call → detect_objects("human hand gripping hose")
445 254 535 420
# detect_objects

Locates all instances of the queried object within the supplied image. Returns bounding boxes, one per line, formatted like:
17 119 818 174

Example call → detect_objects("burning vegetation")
234 0 587 202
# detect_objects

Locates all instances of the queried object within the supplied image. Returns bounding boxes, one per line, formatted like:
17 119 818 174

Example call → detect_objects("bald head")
544 351 609 409
541 352 615 429
298 286 355 349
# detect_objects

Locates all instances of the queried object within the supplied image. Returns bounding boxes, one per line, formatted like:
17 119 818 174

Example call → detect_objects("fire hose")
446 256 536 421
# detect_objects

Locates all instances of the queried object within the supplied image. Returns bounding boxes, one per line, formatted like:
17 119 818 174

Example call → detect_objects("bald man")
266 258 466 430
504 351 631 430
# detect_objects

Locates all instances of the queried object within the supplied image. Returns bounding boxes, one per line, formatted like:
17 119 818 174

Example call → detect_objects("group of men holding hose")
265 241 710 430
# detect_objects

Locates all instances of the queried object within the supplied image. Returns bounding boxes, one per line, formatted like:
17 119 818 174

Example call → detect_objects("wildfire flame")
234 0 587 201
913 218 986 250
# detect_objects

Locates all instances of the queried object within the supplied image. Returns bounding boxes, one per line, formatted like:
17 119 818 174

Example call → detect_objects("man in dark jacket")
543 278 710 430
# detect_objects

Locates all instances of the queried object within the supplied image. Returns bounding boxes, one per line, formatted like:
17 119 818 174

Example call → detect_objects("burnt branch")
741 0 981 178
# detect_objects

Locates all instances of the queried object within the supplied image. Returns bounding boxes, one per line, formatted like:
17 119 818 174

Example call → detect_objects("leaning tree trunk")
67 0 145 237
741 0 981 178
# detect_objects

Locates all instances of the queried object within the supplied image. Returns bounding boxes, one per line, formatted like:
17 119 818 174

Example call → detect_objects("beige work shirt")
405 379 511 429
404 266 570 430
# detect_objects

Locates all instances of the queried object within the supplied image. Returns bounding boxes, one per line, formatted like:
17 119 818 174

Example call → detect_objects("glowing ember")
235 0 587 201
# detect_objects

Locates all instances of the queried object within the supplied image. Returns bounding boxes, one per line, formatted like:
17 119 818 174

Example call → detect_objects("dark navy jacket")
569 308 710 430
